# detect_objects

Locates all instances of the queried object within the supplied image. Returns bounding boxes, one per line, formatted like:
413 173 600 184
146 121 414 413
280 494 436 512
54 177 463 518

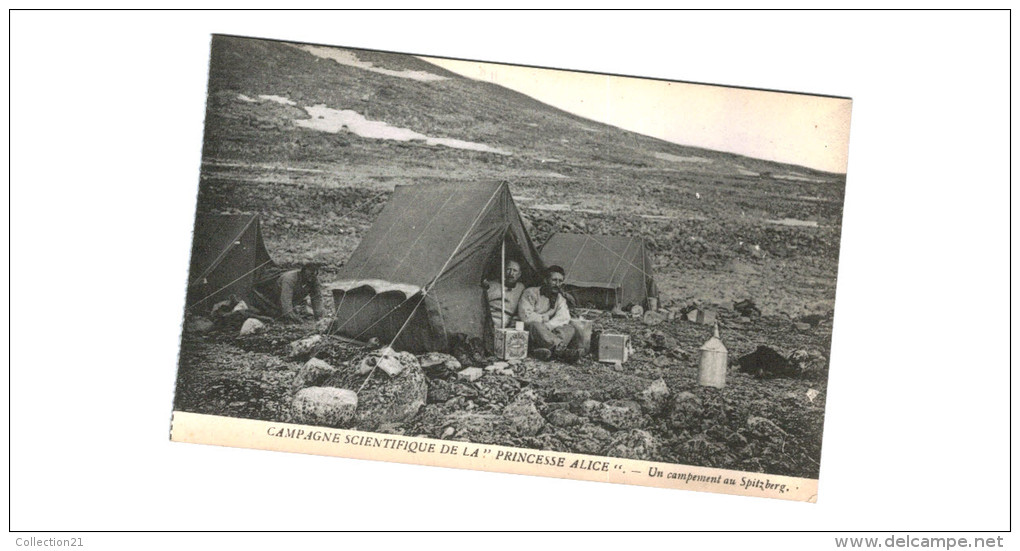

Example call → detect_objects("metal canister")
698 323 727 388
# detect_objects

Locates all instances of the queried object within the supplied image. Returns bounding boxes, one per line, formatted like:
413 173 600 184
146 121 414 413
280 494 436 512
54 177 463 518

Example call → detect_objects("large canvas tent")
329 181 544 353
540 233 657 310
185 213 277 312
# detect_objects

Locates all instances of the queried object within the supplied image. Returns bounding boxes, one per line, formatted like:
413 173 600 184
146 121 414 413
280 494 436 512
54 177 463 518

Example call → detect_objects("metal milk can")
698 323 728 388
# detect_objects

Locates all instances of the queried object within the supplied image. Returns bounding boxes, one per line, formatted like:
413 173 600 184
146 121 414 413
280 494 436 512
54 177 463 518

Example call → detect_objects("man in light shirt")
517 265 581 362
485 259 525 330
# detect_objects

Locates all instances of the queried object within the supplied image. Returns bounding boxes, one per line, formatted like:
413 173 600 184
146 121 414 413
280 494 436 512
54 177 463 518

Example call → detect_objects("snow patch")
294 105 510 155
772 173 828 183
295 45 448 82
766 218 819 228
654 152 713 164
237 94 259 103
259 95 297 106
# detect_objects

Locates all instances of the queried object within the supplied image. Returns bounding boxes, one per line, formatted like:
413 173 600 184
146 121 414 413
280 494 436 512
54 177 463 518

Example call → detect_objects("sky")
421 56 852 174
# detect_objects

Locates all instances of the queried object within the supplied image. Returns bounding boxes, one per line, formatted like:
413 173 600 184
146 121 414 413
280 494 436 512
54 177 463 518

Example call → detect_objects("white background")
6 9 1013 546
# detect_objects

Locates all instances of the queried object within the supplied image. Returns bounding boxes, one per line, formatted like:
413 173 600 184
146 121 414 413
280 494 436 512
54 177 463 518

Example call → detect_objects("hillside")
196 35 845 317
177 35 846 480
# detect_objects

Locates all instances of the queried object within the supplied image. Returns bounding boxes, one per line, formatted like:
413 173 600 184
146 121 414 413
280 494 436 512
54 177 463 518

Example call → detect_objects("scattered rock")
292 357 336 391
638 378 671 415
232 301 249 312
239 318 266 335
738 345 801 378
418 352 461 371
357 347 418 376
546 409 582 428
567 423 614 455
426 378 456 403
504 389 545 436
352 358 427 430
653 355 672 368
436 410 509 442
630 305 644 318
603 429 661 460
794 322 811 331
799 314 825 327
733 299 761 317
806 388 820 403
789 349 828 375
289 335 323 358
597 402 644 430
291 387 358 428
457 367 484 382
314 317 334 333
747 416 788 438
642 310 666 325
649 331 678 351
185 316 214 334
670 391 703 426
580 399 602 418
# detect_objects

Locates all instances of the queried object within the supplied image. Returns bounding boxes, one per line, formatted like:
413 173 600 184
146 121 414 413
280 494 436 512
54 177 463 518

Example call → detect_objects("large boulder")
649 332 677 351
457 367 484 382
435 411 510 443
503 389 545 436
292 357 337 391
546 409 582 428
291 387 358 428
184 316 214 334
352 355 427 430
602 429 661 460
788 348 829 376
289 335 323 359
669 391 704 428
597 401 644 430
638 378 671 415
239 318 266 336
358 347 418 376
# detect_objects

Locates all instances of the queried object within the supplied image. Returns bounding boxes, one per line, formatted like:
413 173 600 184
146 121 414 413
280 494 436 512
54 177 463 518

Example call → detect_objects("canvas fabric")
330 181 544 352
186 213 277 311
539 233 657 310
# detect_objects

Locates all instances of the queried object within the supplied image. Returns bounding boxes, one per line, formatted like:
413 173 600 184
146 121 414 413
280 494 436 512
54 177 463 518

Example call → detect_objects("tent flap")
330 181 542 351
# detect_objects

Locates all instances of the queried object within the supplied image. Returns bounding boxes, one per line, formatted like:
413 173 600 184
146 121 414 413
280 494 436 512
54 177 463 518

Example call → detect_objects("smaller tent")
185 213 277 312
539 233 657 310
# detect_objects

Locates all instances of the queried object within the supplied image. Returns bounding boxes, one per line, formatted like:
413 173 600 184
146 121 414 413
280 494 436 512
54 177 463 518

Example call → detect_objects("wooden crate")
597 333 630 364
495 328 528 361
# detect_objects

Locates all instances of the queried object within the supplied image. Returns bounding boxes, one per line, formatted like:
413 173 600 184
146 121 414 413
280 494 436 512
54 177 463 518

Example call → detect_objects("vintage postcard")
172 34 851 502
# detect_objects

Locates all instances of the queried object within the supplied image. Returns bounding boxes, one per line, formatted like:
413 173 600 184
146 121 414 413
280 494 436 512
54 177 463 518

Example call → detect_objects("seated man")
485 259 525 329
251 263 325 322
517 265 582 362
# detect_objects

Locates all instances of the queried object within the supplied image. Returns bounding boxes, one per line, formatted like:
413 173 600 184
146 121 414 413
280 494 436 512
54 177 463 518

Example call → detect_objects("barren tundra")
175 36 845 479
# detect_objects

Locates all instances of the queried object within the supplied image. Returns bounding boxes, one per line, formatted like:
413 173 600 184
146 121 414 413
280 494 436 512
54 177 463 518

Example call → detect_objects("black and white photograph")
9 9 1011 541
171 34 850 500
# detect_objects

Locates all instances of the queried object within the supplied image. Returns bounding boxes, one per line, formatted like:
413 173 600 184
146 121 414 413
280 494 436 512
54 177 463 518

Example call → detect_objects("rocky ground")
176 303 830 479
174 36 844 480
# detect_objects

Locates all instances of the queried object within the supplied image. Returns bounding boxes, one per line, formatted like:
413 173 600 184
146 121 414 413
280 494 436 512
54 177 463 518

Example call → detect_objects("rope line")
189 216 256 286
186 189 387 313
383 184 504 350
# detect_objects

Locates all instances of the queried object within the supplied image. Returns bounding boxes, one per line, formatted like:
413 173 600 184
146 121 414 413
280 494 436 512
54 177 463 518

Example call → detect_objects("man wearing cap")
251 263 325 322
517 265 581 361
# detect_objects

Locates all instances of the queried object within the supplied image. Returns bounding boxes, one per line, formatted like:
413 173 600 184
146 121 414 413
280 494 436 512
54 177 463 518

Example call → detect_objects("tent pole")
501 235 506 328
